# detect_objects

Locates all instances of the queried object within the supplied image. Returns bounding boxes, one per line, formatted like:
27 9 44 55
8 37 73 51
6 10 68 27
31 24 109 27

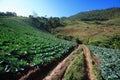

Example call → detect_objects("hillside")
69 7 120 21
0 17 76 80
53 7 120 49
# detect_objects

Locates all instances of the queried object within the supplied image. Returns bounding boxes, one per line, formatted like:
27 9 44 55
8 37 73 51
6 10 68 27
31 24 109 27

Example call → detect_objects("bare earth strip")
43 46 81 80
82 45 95 80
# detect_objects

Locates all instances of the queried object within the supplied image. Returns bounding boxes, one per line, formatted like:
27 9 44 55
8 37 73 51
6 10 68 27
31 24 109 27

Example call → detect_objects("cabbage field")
0 18 77 73
88 45 120 80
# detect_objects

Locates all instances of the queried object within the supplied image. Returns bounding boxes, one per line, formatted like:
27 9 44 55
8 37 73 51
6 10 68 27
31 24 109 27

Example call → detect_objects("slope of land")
53 8 120 50
54 7 120 43
0 17 76 80
54 20 120 42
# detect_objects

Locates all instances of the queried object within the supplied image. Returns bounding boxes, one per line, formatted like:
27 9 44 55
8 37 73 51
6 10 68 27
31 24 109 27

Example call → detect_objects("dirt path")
43 45 95 80
82 45 95 80
43 46 81 80
61 51 83 80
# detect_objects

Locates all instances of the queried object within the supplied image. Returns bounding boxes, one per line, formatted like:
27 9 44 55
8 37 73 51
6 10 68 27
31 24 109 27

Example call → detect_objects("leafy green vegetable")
88 45 120 80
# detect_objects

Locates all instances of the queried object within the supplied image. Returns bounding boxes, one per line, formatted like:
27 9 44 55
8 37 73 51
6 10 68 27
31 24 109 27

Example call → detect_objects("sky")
0 0 120 17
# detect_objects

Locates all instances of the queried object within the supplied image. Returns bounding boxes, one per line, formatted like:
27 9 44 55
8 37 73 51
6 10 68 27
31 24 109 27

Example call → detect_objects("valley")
0 7 120 80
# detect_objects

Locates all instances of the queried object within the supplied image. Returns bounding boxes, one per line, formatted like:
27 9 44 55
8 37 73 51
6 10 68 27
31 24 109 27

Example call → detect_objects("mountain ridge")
68 7 120 21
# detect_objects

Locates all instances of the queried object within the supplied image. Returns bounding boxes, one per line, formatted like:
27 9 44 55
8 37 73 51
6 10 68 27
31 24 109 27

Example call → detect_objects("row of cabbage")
0 18 77 73
87 45 120 80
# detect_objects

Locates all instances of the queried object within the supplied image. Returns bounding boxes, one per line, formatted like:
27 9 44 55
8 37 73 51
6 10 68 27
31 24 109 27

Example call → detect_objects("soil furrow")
82 45 95 80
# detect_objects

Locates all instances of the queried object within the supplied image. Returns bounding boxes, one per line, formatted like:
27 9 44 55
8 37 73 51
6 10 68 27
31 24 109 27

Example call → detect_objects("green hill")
69 7 120 21
53 7 120 49
0 17 76 79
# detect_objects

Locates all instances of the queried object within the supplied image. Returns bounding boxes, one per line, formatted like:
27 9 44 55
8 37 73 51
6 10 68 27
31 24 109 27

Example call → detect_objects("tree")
0 12 17 17
29 16 63 32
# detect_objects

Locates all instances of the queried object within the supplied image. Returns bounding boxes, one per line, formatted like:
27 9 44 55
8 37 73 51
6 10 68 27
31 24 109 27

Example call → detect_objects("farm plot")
87 45 120 80
0 18 77 74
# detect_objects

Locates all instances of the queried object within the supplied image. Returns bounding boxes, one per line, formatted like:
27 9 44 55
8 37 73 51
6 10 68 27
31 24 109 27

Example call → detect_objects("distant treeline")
0 11 63 32
69 7 120 21
0 12 17 17
29 15 64 32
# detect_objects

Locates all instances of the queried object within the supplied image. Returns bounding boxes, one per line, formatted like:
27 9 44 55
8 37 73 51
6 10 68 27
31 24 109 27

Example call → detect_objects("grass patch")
90 54 102 80
74 48 82 54
65 54 86 80
54 19 120 43
92 65 102 80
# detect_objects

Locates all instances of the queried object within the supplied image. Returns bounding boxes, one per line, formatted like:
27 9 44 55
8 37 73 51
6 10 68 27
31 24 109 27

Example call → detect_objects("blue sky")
0 0 120 17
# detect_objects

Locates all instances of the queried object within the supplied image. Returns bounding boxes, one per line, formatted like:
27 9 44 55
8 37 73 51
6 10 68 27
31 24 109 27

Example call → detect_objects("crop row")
0 19 77 73
87 45 120 80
